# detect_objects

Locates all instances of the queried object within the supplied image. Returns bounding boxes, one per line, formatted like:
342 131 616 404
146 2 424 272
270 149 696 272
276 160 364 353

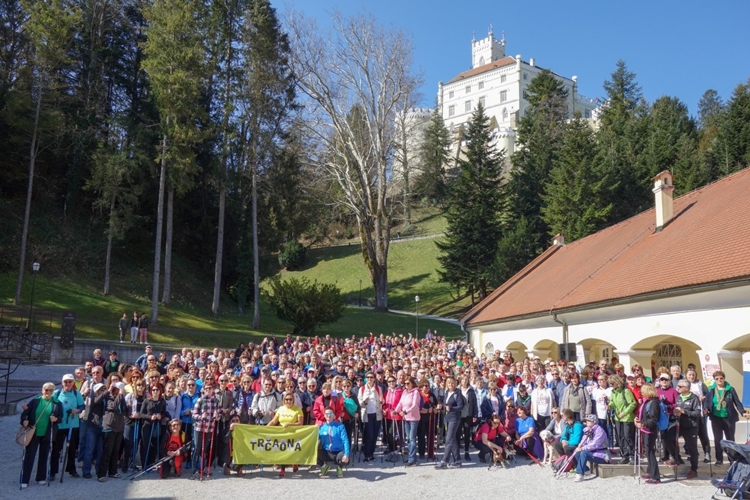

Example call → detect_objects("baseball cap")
659 374 671 381
62 374 74 382
113 382 125 391
584 414 597 423
93 383 105 392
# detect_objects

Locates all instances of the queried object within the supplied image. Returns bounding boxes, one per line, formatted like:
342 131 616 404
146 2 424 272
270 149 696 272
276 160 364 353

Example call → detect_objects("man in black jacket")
674 380 702 479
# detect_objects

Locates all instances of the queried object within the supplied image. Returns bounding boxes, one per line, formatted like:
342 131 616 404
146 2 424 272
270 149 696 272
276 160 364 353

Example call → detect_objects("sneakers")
434 462 447 470
69 471 80 478
21 483 28 489
278 468 285 478
448 462 462 468
645 478 661 484
292 465 298 473
98 477 108 483
37 480 47 485
684 470 698 479
82 473 92 479
715 460 724 466
405 461 415 467
574 474 584 482
704 453 711 464
336 466 343 478
319 464 330 477
619 457 630 465
663 459 676 466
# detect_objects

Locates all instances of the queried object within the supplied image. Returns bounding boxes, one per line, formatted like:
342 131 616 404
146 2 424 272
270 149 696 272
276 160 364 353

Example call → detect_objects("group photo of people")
17 329 746 490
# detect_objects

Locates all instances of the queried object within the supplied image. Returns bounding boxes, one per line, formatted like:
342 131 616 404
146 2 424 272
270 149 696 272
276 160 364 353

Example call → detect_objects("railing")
0 356 22 403
0 325 46 356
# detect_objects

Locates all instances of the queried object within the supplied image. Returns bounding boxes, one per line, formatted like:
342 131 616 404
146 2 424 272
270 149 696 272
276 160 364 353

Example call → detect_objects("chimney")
553 233 565 246
652 170 675 231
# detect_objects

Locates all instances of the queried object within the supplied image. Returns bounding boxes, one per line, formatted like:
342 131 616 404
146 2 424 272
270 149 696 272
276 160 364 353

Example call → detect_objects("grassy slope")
1 208 464 347
282 206 473 318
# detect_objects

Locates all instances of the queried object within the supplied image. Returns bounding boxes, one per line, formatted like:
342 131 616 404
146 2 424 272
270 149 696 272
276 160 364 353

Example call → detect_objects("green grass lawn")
0 206 465 348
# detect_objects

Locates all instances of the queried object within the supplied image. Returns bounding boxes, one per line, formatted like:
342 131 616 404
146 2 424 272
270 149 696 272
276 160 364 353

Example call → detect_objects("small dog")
489 443 516 470
539 430 560 466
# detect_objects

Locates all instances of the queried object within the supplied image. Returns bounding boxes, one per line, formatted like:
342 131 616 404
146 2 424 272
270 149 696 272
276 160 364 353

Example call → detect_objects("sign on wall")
60 311 75 349
697 350 721 383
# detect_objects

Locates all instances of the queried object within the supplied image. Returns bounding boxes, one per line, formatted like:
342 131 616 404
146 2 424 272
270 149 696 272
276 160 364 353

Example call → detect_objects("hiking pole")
143 421 156 472
60 425 72 483
46 425 53 486
131 419 140 472
674 419 679 480
200 418 208 481
19 446 25 490
206 413 216 479
130 442 192 481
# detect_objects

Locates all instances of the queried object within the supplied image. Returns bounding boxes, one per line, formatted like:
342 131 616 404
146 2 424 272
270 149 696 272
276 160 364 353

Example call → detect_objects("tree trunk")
14 84 43 306
403 165 411 227
151 131 168 324
372 263 388 311
162 187 174 304
252 160 260 329
211 186 225 316
103 192 115 295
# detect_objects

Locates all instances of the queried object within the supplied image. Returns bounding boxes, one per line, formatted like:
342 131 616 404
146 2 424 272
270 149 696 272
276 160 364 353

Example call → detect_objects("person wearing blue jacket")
180 380 200 469
317 406 350 478
50 374 85 479
554 409 583 457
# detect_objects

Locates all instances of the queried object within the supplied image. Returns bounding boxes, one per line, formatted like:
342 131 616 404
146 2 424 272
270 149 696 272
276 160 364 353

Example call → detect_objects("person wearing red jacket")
383 375 403 454
313 382 344 425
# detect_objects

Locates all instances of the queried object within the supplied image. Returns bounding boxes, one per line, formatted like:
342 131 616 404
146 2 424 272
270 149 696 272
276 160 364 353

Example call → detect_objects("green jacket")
610 387 637 422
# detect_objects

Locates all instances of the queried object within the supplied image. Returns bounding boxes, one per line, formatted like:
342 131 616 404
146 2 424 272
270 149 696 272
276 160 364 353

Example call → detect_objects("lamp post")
27 261 40 331
415 295 420 341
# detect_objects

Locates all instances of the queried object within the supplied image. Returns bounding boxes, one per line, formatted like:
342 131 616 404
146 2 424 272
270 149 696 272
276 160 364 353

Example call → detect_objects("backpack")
646 400 669 431
551 454 574 473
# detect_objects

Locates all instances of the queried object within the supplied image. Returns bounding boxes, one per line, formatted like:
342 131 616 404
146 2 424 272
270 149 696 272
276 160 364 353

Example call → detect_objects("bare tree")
288 11 422 311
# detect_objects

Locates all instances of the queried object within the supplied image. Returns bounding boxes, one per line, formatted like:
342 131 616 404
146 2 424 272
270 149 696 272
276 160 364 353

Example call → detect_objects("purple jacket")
581 423 609 461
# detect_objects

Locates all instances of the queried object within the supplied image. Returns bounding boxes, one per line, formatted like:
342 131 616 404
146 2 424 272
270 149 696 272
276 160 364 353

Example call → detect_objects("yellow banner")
232 424 319 465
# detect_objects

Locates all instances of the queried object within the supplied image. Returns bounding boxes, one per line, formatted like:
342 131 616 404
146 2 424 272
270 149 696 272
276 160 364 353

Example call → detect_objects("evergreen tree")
437 104 504 302
696 89 726 181
415 108 451 205
541 117 612 241
718 81 750 175
596 60 649 222
643 96 697 179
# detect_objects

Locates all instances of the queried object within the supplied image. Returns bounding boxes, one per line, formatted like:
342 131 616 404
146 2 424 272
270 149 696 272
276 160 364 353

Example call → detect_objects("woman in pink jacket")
383 375 403 455
395 377 421 466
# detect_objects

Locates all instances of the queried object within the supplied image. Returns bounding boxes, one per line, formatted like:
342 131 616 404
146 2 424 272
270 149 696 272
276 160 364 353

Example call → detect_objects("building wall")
470 284 750 399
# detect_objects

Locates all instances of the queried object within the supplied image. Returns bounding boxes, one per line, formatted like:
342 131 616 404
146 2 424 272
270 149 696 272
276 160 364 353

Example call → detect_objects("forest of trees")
2 1 749 319
436 63 750 303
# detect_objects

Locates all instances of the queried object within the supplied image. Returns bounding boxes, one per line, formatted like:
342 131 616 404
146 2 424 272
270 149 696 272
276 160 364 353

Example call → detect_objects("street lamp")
415 295 420 341
27 261 40 331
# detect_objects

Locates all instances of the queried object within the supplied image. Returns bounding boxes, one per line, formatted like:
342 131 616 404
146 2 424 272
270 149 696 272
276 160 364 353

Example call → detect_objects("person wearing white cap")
49 373 85 480
97 381 126 481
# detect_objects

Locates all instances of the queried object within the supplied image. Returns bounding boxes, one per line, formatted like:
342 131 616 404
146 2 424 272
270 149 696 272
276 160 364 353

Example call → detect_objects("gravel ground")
0 366 721 500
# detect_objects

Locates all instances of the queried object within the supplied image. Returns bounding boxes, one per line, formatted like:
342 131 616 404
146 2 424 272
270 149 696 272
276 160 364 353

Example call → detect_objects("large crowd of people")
18 329 747 489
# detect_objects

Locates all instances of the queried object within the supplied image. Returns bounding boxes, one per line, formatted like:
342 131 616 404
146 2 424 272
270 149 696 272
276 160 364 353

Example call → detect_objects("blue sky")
287 0 750 116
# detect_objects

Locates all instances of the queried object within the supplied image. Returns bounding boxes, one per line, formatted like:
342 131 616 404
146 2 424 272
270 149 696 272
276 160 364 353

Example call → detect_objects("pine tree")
437 103 504 302
142 0 208 323
415 108 451 205
541 117 612 241
718 81 750 175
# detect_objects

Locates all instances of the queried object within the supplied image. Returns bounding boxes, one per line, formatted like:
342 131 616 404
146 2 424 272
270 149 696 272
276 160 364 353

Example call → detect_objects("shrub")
278 241 306 270
267 277 344 334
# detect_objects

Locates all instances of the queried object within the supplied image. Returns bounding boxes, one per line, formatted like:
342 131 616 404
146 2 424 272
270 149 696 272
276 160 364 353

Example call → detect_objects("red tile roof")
448 56 516 84
463 167 750 326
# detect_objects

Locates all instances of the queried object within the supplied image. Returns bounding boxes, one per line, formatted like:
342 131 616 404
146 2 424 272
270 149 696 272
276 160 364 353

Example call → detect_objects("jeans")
82 425 103 475
574 449 607 475
78 419 89 463
404 420 418 464
363 414 380 459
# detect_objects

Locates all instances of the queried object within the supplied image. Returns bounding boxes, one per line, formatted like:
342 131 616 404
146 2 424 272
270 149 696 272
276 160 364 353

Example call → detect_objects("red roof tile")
448 56 516 84
463 167 750 326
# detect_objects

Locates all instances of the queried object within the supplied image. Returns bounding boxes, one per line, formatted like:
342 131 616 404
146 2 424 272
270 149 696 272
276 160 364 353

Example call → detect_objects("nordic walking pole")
46 424 54 486
206 412 216 479
142 420 155 472
673 420 679 480
60 425 72 483
200 410 208 481
19 446 25 490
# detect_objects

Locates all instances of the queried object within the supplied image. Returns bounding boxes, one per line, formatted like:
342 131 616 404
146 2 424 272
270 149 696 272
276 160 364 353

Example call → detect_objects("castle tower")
471 27 505 68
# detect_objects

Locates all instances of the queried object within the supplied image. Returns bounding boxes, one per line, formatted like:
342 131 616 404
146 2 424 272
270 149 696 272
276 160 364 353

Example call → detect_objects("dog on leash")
539 430 559 466
489 443 516 470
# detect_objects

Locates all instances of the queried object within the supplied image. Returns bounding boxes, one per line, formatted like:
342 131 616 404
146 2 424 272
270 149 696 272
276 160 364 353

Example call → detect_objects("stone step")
598 460 728 479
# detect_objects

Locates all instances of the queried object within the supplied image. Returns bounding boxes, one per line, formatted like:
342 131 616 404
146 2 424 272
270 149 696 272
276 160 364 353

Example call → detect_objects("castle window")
465 101 472 113
448 105 455 117
502 108 508 121
478 97 485 107
500 90 507 103
466 85 471 94
478 81 484 90
479 56 485 66
523 73 528 80
501 75 507 83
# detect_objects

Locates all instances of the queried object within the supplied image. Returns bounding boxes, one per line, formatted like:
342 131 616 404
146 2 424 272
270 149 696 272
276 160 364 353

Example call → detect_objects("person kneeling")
573 414 610 482
474 415 510 463
317 406 350 478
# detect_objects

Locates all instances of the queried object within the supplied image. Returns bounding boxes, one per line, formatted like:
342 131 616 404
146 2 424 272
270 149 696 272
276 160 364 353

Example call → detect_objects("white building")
394 107 433 183
437 29 599 157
